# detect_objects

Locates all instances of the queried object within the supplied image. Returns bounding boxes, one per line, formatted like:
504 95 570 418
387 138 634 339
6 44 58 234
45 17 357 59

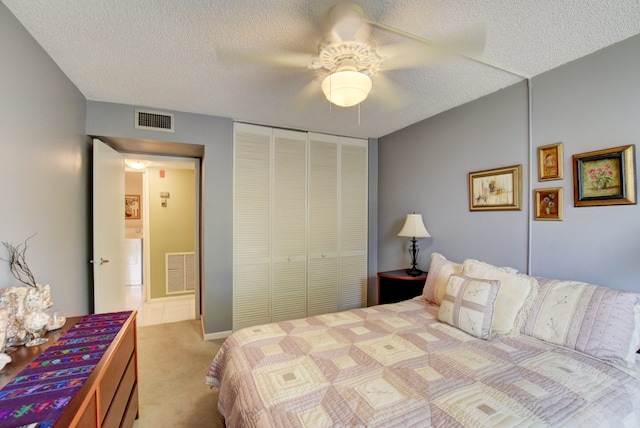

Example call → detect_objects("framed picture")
125 194 141 219
469 164 522 211
534 188 563 220
573 145 636 207
538 142 563 181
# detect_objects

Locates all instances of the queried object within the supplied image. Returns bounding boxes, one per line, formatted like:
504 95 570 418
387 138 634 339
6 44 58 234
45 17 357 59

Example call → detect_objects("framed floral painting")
573 145 636 207
468 164 522 211
534 188 563 220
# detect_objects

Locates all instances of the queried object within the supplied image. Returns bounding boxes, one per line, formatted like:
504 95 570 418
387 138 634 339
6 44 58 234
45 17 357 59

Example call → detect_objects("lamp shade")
321 70 372 107
397 214 430 238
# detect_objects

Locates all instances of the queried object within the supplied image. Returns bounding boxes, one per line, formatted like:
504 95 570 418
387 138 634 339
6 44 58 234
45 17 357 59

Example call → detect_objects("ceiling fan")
218 3 485 109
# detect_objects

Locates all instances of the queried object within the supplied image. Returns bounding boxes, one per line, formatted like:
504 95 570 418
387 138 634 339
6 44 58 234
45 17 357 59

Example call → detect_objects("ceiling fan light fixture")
321 70 372 107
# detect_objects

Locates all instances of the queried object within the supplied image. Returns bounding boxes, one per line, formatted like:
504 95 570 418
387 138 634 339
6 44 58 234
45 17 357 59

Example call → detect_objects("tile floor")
125 285 196 326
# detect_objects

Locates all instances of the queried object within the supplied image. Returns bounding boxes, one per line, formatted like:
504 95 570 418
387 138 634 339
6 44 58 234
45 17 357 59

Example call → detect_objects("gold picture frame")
534 188 563 220
468 164 522 211
538 142 563 181
573 145 636 207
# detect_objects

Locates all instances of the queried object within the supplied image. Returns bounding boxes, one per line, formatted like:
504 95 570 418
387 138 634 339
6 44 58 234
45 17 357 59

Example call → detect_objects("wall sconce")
397 213 431 276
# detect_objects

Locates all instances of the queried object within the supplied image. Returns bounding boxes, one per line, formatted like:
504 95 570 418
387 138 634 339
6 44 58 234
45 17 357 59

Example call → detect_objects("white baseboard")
204 330 232 341
147 294 194 304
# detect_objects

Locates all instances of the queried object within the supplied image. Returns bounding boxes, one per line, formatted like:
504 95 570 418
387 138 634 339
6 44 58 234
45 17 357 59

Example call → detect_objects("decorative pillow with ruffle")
461 259 537 337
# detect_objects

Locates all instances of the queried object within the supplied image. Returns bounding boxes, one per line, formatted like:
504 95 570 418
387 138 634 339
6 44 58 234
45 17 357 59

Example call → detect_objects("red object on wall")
160 169 165 178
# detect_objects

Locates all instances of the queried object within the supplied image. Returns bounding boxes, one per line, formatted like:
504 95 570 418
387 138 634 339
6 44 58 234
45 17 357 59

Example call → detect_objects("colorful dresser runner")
0 311 132 428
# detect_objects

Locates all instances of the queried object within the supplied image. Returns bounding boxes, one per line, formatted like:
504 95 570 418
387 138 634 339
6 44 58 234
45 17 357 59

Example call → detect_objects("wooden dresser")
0 311 138 428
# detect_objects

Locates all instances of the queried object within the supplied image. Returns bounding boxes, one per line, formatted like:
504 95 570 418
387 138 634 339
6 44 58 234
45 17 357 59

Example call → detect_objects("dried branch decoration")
2 233 38 287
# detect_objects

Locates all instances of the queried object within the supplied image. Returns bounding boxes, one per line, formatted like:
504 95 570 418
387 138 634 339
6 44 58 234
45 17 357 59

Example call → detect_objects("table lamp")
397 213 431 276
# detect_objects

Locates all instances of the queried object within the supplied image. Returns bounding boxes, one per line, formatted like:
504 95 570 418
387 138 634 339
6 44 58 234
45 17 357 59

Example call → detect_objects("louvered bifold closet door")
339 137 368 310
272 129 308 322
307 133 339 316
233 124 272 330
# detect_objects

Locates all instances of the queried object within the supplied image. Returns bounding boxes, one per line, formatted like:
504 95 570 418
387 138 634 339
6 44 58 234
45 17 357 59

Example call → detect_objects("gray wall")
85 102 234 334
0 3 89 315
379 34 640 293
379 81 530 273
529 34 640 290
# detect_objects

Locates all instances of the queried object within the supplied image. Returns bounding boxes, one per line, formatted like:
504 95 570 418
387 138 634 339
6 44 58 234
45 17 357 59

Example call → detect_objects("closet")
233 123 368 330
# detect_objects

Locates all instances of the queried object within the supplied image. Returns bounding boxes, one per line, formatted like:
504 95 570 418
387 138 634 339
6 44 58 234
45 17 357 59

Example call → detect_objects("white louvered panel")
185 253 195 291
339 254 367 310
338 138 367 311
233 263 271 330
308 133 338 257
272 259 307 321
307 256 339 316
166 252 196 294
233 124 272 330
234 125 271 260
233 125 369 328
341 141 368 253
273 129 307 259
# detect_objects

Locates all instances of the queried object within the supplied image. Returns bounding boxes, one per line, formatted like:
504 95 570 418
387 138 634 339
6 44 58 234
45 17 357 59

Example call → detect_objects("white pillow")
521 278 640 369
438 274 501 340
422 253 462 305
462 259 537 337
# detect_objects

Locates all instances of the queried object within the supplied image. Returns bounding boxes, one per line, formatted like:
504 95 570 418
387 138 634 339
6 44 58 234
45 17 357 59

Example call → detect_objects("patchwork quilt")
205 298 640 427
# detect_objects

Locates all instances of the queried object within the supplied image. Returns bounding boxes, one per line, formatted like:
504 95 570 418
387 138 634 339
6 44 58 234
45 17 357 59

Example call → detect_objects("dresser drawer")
74 393 97 428
103 352 137 428
99 318 136 423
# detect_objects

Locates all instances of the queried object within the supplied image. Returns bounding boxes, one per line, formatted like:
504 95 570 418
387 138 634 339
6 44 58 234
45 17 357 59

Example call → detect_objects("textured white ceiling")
4 0 640 138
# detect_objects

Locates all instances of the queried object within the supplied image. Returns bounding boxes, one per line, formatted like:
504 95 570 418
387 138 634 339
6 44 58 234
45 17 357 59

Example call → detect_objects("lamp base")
405 268 423 277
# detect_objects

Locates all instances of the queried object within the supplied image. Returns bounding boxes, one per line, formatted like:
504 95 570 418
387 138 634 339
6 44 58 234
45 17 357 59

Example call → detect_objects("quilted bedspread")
205 298 640 427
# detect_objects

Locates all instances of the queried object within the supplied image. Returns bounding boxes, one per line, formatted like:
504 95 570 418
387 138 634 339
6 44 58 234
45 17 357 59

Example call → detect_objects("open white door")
93 139 126 313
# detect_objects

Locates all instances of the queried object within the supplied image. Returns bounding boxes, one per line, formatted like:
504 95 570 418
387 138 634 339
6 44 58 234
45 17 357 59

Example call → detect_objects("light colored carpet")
133 319 225 427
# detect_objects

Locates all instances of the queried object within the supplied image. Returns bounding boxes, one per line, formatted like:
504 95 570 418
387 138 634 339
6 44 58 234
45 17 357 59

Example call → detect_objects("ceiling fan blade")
291 78 324 108
371 20 486 69
369 74 408 110
291 78 323 108
322 2 371 44
216 48 313 68
377 42 444 70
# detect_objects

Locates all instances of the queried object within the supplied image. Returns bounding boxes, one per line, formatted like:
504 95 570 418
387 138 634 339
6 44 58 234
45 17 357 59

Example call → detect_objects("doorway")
123 154 200 326
93 135 204 326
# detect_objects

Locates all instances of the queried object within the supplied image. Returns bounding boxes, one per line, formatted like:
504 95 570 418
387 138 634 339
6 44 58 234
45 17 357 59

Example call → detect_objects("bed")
206 254 640 427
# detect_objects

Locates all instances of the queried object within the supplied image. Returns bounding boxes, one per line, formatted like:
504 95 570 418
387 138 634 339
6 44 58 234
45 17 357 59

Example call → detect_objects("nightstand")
377 269 427 305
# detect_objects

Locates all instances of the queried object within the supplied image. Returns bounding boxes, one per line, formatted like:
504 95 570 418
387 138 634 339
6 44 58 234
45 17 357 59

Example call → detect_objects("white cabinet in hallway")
125 238 142 286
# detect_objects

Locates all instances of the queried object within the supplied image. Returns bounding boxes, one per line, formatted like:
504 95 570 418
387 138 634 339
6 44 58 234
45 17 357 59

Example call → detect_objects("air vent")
166 252 195 294
135 109 174 132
